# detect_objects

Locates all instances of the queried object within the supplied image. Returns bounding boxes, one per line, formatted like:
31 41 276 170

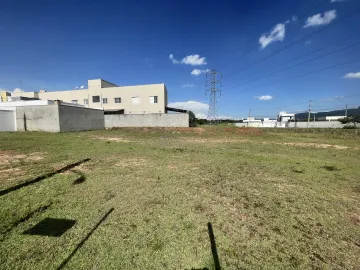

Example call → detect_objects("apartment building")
11 79 168 114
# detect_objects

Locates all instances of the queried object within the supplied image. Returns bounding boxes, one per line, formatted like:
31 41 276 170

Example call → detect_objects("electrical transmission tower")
205 69 222 124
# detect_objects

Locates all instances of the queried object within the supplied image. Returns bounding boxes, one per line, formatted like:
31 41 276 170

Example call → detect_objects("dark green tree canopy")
338 114 360 127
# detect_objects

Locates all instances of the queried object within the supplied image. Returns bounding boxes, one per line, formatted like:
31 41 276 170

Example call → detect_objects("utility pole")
345 104 348 117
248 109 251 127
205 69 222 124
307 100 312 128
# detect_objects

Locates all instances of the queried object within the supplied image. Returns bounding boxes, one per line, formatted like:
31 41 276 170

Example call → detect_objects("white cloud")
305 40 312 45
181 54 207 66
303 10 337 28
191 69 210 76
13 88 23 93
182 84 195 88
292 15 298 22
169 54 207 65
331 0 345 2
343 72 360 79
255 95 273 101
168 101 209 118
259 23 286 49
169 54 180 64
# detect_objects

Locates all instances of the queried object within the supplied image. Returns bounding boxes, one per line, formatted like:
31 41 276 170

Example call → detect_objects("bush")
189 111 197 127
343 125 358 129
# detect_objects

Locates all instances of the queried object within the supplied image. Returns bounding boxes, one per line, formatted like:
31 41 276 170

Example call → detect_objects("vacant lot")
0 127 359 269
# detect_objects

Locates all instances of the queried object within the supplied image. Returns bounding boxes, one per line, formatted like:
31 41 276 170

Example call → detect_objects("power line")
259 35 357 72
221 0 331 72
229 41 360 88
235 58 360 93
225 7 360 78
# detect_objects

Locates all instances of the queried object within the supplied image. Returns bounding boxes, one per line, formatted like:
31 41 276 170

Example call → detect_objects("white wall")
288 121 346 128
0 110 16 131
0 100 53 107
235 121 346 128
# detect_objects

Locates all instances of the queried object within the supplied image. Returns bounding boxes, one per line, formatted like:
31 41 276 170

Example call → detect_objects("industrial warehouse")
0 79 189 132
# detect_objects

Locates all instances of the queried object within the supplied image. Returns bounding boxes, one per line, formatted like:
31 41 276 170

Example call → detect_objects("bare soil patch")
0 151 44 165
164 127 205 134
283 142 350 150
92 136 130 143
115 157 149 167
182 137 249 143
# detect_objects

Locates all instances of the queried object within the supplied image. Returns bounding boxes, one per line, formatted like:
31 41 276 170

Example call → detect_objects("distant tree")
338 114 360 128
188 111 197 127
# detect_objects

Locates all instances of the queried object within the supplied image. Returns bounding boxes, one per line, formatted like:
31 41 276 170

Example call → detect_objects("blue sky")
1 0 359 118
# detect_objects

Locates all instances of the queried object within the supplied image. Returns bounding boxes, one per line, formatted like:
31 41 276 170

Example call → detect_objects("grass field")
0 127 359 269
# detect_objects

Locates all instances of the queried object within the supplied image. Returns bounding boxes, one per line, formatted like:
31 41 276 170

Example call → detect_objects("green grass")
0 127 359 269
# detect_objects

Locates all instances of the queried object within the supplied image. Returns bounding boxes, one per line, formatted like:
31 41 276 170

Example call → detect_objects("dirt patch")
283 142 349 150
0 151 44 165
0 167 24 176
225 127 264 136
182 137 249 143
164 127 205 134
348 213 360 225
92 136 130 143
115 158 149 167
26 152 44 161
167 165 178 170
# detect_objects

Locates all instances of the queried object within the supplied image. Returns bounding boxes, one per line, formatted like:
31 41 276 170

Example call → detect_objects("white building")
11 79 168 114
278 112 295 122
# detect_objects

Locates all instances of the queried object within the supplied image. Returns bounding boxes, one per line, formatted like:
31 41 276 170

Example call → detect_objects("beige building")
12 79 168 114
1 91 12 102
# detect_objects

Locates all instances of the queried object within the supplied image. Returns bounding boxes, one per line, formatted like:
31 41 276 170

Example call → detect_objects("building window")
102 98 108 104
150 96 158 104
114 97 121 103
71 100 78 104
132 96 140 105
92 96 100 103
83 99 88 105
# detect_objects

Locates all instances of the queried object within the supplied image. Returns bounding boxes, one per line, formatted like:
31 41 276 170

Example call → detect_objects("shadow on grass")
23 218 76 237
57 207 114 270
0 158 90 196
208 222 221 270
72 170 86 185
321 165 340 171
2 203 52 235
187 223 221 270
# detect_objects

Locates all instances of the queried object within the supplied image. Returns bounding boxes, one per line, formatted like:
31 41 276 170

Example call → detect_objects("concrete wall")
105 113 189 128
58 105 104 132
288 121 346 128
0 110 16 131
16 105 60 132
